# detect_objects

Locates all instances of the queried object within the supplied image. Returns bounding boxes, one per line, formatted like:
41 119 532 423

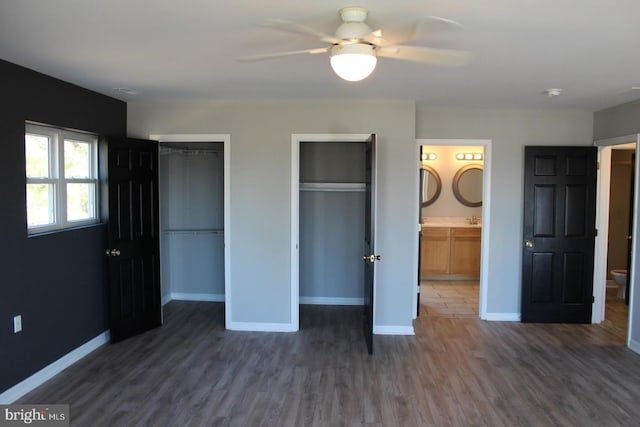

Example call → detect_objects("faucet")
467 215 479 225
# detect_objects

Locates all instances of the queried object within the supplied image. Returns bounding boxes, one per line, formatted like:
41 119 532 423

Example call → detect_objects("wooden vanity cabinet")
420 227 450 276
450 227 481 276
420 226 481 279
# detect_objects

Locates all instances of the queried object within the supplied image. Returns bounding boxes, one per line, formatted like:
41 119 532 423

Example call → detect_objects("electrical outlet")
13 315 22 333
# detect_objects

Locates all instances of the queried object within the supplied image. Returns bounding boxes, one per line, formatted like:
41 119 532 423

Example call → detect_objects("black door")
105 137 161 342
522 146 597 323
363 134 378 354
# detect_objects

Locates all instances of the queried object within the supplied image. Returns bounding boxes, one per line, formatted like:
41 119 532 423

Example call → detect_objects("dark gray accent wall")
0 59 126 394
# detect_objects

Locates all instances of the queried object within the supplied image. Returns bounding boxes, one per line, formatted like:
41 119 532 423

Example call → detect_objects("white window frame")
25 123 99 234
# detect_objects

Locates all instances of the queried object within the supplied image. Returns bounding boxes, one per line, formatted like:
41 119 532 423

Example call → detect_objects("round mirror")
452 164 483 207
420 165 442 207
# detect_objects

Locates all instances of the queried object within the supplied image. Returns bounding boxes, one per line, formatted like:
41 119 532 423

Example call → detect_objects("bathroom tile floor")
422 280 629 335
420 280 479 318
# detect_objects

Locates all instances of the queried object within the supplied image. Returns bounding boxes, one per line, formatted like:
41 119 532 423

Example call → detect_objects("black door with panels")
105 137 162 342
521 146 597 323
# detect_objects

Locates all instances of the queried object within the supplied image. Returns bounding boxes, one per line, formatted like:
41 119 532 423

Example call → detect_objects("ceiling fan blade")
389 16 463 45
377 45 472 66
234 47 330 62
263 19 341 44
364 29 389 46
415 16 462 36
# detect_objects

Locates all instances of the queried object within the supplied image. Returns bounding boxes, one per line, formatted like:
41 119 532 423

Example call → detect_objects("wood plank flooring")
17 298 640 426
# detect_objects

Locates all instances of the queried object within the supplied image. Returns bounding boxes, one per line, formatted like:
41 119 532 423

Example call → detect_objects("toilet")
610 269 628 299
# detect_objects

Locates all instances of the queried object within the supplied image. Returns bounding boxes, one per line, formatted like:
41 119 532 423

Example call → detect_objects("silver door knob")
524 240 534 248
105 248 121 257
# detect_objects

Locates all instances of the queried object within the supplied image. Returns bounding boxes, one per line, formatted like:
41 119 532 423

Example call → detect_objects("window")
25 123 99 233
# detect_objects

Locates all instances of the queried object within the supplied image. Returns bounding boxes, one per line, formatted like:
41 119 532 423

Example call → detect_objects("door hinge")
594 229 598 237
592 296 595 303
597 161 600 170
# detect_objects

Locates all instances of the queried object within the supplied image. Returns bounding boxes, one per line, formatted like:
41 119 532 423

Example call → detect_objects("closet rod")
162 229 224 235
300 182 366 192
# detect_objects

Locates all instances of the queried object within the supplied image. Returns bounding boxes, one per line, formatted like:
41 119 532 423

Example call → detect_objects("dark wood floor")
18 298 640 426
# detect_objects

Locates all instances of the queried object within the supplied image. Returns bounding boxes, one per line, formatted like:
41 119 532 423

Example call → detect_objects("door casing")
594 134 640 349
416 139 492 320
291 134 376 332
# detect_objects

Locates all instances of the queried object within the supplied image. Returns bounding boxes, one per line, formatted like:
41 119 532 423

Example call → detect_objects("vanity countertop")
422 222 481 228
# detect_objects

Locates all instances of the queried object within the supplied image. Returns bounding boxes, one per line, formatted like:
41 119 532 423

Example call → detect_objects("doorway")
152 134 231 327
415 139 491 319
594 135 640 341
291 133 375 333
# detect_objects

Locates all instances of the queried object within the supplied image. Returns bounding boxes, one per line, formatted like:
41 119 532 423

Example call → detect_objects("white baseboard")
373 325 415 335
299 296 364 305
227 321 297 332
165 292 225 304
0 330 110 404
629 338 640 354
483 312 521 321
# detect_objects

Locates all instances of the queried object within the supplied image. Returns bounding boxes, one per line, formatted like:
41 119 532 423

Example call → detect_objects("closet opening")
158 139 226 313
296 139 369 333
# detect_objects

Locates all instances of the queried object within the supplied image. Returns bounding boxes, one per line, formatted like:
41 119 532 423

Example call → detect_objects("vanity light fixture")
421 152 437 161
456 152 483 161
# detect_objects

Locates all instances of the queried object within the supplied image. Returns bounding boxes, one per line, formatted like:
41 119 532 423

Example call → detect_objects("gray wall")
128 100 417 329
593 99 640 140
594 99 640 348
129 101 594 326
416 107 594 316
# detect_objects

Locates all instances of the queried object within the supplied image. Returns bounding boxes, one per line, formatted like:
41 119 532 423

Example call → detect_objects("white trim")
0 331 109 404
150 133 231 330
299 296 365 305
483 313 521 321
416 139 492 321
629 339 640 354
593 146 613 323
291 137 300 331
170 293 225 302
373 325 415 335
594 134 639 147
161 294 172 306
291 133 373 332
227 322 297 332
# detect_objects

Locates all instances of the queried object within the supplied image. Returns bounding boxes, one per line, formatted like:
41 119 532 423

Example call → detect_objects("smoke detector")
544 88 562 97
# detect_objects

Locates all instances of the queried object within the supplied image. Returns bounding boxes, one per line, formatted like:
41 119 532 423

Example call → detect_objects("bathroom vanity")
420 224 481 280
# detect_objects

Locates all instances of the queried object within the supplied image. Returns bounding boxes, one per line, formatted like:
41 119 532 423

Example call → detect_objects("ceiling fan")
235 6 471 82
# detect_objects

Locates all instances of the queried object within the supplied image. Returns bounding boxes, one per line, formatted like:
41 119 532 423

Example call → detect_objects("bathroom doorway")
606 145 632 329
416 140 490 319
595 140 637 333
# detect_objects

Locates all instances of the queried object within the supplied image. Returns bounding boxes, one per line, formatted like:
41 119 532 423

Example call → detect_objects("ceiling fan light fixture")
330 44 377 82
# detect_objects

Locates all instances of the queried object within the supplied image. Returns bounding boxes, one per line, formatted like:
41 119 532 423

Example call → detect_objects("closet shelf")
162 229 224 235
300 182 366 192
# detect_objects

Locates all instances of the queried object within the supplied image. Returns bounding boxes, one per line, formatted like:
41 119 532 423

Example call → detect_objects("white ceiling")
2 0 640 111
